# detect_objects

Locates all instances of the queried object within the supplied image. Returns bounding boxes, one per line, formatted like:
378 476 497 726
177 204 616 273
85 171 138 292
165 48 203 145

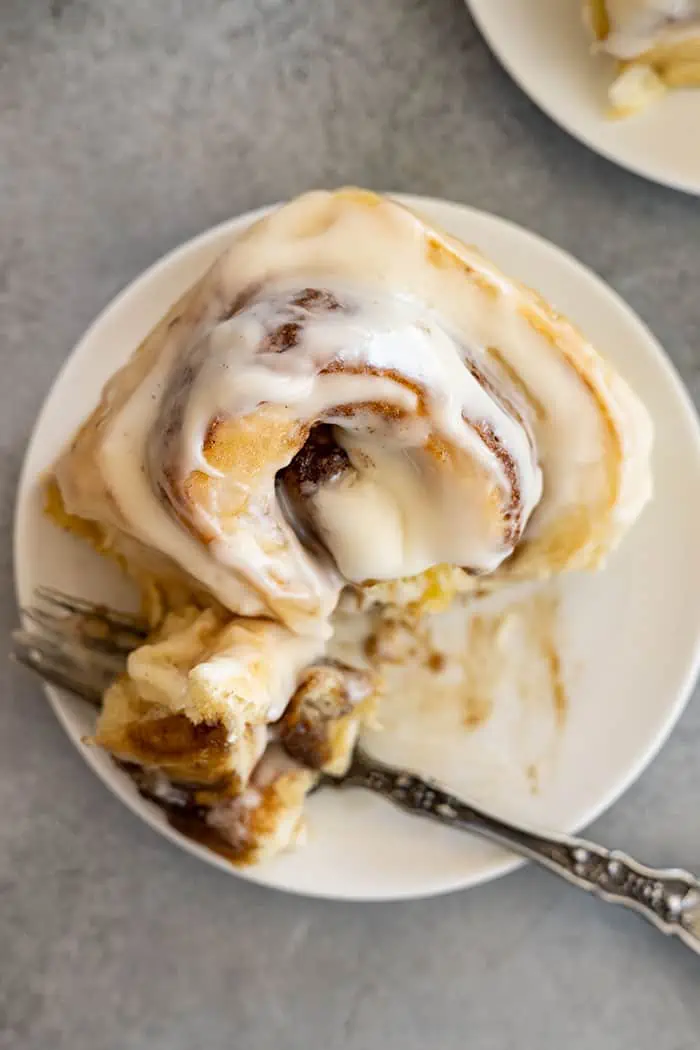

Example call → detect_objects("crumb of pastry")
609 62 667 116
357 563 466 616
364 615 425 665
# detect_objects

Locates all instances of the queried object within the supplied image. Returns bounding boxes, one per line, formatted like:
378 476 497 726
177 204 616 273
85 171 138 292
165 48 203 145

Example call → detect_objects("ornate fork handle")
334 749 700 955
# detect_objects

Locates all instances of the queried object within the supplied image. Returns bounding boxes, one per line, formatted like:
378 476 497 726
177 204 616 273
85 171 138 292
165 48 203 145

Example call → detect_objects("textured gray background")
2 2 700 1048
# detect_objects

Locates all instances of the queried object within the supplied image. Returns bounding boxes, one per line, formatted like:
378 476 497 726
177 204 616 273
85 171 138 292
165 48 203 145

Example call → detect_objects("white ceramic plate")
14 196 700 901
466 0 700 195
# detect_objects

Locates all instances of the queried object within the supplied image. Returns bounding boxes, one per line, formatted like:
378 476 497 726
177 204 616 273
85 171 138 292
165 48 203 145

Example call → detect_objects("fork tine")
12 588 147 708
20 606 68 632
34 586 148 636
11 643 106 706
21 606 140 658
12 627 127 675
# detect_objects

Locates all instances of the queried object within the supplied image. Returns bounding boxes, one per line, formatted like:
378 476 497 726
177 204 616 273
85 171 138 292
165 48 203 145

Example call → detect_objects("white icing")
95 286 545 627
160 280 542 584
70 191 652 636
600 0 700 58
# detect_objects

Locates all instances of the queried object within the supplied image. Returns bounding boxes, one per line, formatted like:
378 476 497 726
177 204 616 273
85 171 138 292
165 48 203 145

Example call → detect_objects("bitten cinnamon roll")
586 0 700 114
49 188 652 866
53 188 651 634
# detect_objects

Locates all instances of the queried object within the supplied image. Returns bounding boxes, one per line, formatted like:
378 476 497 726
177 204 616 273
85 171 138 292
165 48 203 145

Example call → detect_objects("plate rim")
14 193 700 901
464 0 700 197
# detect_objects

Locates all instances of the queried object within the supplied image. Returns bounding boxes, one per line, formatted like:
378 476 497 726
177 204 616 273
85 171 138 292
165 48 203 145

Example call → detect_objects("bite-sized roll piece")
96 606 320 791
51 188 652 634
587 0 700 114
96 603 380 864
125 747 317 866
277 661 379 775
205 747 318 865
124 685 379 866
205 665 379 864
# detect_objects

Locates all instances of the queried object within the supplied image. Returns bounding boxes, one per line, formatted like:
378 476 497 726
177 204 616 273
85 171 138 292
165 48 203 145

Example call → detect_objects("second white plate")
14 196 700 900
467 0 700 195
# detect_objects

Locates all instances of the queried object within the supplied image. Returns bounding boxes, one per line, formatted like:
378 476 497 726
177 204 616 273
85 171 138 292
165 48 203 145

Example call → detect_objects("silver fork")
13 587 148 704
11 588 700 956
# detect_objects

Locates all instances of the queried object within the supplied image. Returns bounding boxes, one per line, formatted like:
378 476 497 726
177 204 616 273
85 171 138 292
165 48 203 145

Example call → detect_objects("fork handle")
336 749 700 954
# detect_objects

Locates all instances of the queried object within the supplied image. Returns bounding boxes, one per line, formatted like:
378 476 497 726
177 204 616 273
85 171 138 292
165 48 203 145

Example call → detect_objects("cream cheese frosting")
600 0 700 58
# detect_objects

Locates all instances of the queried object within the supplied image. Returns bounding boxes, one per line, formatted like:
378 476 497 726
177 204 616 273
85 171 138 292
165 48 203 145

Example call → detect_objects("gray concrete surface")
2 2 700 1048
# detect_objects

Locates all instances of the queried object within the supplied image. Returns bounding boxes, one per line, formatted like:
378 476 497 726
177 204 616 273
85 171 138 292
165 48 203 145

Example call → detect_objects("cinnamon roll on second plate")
587 0 700 115
48 188 652 865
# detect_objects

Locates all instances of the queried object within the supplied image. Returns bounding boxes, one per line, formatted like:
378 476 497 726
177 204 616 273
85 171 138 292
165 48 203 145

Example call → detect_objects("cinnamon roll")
49 188 652 866
98 607 378 864
586 1 700 114
53 188 651 632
